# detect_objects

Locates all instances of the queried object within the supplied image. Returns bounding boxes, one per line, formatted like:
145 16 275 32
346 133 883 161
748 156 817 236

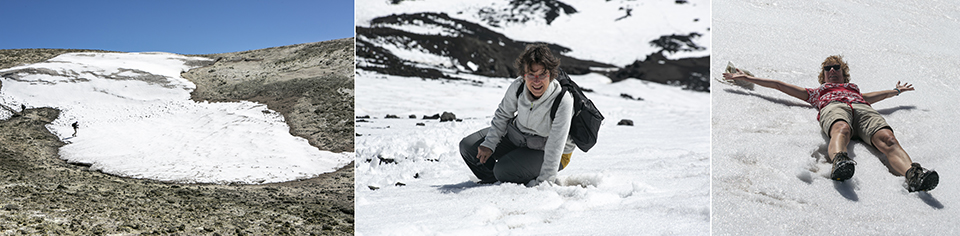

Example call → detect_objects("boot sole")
912 171 939 192
831 161 855 181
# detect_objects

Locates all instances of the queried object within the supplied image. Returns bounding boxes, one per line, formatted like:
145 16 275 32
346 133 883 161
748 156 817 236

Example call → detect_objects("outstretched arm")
722 69 809 101
863 81 914 104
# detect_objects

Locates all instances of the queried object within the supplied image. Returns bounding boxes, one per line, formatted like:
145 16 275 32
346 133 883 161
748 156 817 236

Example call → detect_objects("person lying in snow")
722 55 938 192
459 44 576 186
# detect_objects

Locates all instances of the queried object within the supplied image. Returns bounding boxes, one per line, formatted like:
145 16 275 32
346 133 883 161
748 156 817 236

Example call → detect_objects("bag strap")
550 69 573 121
516 80 525 98
550 86 565 121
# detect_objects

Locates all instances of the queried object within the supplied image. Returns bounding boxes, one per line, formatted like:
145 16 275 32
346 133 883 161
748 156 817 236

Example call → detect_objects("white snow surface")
713 1 960 234
356 0 711 67
0 52 352 184
355 70 710 235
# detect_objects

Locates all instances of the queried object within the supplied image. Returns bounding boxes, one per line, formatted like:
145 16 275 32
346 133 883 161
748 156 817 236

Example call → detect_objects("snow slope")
355 70 710 235
0 52 352 184
712 0 960 234
356 0 711 67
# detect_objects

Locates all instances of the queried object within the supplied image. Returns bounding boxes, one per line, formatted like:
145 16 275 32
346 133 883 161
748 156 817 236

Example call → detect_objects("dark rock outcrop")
440 112 457 122
356 12 615 79
649 33 706 54
476 0 578 26
607 52 709 92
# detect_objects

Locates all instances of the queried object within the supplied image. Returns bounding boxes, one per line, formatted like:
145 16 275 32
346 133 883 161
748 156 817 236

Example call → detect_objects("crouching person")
459 44 575 186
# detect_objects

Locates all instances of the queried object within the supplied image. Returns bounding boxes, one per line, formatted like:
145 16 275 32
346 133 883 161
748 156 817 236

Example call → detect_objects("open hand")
722 69 748 81
896 81 914 93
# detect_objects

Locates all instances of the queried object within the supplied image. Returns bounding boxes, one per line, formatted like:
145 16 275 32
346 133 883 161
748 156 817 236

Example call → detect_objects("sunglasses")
524 71 549 81
823 65 841 71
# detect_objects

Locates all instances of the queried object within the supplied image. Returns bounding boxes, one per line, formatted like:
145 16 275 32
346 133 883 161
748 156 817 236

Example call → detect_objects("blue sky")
0 0 354 54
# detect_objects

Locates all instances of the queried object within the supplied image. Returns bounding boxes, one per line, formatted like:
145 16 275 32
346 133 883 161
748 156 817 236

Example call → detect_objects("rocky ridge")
356 2 710 92
183 37 355 153
0 49 118 70
356 12 615 80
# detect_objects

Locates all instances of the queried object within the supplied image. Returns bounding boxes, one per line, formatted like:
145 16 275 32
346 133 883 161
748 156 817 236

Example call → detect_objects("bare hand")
896 81 914 93
477 146 493 164
722 69 748 81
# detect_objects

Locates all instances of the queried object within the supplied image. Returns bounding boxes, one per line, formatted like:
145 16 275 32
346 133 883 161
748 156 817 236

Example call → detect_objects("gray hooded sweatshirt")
480 76 576 183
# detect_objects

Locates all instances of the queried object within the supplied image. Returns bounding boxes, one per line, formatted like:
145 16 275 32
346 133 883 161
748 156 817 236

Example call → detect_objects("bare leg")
871 129 913 176
827 121 852 162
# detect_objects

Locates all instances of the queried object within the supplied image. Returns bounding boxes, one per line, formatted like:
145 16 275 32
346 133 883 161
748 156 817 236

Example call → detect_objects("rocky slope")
0 49 118 70
0 39 356 235
183 37 355 153
356 1 710 92
357 12 615 80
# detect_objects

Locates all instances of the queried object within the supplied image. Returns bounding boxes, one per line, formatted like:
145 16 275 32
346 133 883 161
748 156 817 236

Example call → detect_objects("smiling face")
817 55 850 84
524 63 550 99
823 64 844 83
515 44 561 98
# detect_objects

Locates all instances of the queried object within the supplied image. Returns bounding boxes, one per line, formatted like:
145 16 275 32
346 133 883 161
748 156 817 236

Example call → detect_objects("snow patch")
0 52 352 184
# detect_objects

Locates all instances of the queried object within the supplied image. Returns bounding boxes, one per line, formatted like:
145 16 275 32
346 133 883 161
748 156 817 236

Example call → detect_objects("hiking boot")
905 163 939 192
830 152 856 181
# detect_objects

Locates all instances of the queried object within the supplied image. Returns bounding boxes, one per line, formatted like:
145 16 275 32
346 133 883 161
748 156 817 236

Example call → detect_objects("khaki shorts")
819 102 891 147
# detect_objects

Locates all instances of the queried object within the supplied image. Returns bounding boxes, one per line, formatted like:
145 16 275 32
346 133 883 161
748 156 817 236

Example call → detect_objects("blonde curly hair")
818 55 850 84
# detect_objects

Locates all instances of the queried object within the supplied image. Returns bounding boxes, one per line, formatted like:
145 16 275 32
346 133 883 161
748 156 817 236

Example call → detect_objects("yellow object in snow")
560 153 572 170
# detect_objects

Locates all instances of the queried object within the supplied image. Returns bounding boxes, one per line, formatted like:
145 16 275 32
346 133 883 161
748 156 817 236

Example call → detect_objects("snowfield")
0 52 352 184
713 0 960 234
355 0 711 234
355 71 710 235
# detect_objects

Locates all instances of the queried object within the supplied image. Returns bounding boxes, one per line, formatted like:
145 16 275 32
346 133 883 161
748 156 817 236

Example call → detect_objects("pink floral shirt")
805 83 869 111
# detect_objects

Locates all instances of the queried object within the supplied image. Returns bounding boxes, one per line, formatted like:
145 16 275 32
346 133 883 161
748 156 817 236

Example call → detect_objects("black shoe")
830 152 856 181
906 163 939 192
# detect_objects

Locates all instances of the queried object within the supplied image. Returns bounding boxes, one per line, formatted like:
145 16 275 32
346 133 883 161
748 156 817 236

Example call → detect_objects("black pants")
459 127 544 184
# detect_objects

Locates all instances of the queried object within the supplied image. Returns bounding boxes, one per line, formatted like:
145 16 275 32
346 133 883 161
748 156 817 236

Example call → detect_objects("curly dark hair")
514 44 560 80
818 55 851 84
